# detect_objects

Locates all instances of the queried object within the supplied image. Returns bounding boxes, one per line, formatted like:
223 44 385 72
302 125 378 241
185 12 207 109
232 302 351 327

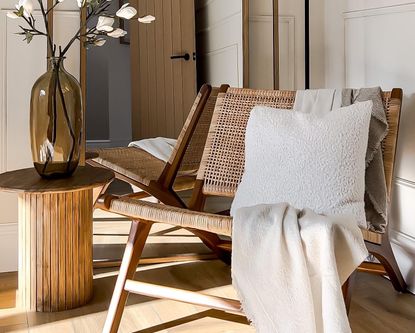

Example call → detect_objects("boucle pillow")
230 101 372 228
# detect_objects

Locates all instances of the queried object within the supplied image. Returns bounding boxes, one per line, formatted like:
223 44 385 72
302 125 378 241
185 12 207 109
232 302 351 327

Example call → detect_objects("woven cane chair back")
380 90 402 199
197 88 402 200
164 86 224 176
174 87 223 172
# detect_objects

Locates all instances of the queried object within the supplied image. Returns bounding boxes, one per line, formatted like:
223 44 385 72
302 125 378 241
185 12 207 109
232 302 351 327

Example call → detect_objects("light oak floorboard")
1 218 414 332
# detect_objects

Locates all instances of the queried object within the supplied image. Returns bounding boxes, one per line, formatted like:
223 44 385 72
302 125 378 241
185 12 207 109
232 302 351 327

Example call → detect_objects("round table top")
0 166 114 194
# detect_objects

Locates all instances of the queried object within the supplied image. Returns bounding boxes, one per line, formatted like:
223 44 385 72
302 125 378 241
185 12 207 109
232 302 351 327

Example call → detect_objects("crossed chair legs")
101 218 356 333
92 181 230 269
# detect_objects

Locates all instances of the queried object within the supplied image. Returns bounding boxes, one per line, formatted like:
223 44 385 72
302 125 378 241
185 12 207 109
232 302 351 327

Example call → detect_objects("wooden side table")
0 166 114 312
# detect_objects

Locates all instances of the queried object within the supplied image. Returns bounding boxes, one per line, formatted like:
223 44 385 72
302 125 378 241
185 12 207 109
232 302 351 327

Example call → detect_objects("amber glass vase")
30 57 82 178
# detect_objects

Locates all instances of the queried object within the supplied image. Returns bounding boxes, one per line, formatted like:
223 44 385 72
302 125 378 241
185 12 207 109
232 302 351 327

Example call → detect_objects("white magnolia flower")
107 28 127 38
16 0 33 18
94 39 107 47
76 0 85 7
138 15 155 24
116 3 137 20
6 11 19 19
96 16 114 32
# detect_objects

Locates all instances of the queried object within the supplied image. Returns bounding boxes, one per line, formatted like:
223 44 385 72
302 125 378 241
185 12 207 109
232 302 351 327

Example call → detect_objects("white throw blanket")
128 137 177 162
232 203 368 333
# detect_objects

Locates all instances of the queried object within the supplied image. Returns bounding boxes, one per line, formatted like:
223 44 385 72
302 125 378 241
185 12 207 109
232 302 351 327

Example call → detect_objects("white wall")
279 0 306 89
195 0 244 87
249 0 275 89
248 0 297 90
197 0 308 90
86 0 132 149
0 1 80 272
324 0 415 293
309 0 325 88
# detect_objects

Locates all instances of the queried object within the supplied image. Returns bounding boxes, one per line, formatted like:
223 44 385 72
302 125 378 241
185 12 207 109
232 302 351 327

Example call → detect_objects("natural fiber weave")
98 88 401 240
198 88 296 197
199 89 399 206
171 87 221 172
91 147 165 186
90 87 222 188
380 91 400 199
110 197 233 236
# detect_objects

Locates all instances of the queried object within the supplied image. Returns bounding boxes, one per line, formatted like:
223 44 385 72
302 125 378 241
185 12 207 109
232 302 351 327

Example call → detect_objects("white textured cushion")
230 101 372 228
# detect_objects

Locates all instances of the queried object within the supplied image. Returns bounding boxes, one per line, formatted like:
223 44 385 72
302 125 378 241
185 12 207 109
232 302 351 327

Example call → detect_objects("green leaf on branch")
24 32 33 44
17 6 24 17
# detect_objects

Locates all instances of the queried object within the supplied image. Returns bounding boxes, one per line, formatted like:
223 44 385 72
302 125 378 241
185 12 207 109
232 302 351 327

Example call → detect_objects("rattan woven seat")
90 146 197 190
92 147 166 187
107 196 233 237
100 87 405 333
88 84 229 207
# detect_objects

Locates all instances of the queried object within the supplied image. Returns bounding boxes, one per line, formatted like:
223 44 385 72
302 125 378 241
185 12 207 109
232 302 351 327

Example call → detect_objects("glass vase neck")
48 57 66 70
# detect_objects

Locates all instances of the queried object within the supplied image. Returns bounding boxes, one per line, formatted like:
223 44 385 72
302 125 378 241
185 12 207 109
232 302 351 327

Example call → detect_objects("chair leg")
342 271 356 315
102 220 153 333
365 235 407 292
160 189 232 264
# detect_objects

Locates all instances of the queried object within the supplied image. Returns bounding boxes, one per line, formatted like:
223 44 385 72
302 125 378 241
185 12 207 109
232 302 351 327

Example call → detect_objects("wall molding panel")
248 15 294 90
0 223 18 272
344 2 415 290
199 44 240 87
0 13 7 174
344 2 415 17
196 0 243 87
279 16 295 90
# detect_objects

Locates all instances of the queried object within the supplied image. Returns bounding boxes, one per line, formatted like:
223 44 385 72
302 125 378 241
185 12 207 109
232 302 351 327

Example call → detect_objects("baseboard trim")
395 177 415 190
86 139 131 149
390 229 415 294
390 229 415 252
0 223 18 273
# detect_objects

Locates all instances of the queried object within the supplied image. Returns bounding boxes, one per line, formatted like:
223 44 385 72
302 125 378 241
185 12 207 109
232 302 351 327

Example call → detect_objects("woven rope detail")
110 197 233 236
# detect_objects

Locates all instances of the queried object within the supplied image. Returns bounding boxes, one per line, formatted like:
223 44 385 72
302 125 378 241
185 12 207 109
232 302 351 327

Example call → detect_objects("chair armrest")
99 195 233 237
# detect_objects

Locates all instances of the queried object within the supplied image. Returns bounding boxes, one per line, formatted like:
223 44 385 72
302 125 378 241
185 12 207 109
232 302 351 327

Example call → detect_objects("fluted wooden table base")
18 189 93 312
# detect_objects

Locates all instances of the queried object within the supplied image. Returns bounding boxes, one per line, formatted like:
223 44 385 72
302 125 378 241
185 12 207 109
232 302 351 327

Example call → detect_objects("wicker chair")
88 84 229 267
98 88 405 332
88 84 229 208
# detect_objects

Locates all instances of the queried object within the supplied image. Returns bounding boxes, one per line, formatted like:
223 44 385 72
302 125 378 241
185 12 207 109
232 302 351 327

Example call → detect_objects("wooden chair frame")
97 87 405 332
88 84 230 268
185 88 407 292
88 84 230 208
97 213 355 333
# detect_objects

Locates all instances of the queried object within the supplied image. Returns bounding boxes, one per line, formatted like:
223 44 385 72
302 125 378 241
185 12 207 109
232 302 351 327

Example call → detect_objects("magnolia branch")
8 0 154 54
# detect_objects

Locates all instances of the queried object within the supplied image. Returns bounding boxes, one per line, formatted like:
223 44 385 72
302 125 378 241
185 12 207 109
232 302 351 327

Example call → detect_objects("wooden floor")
1 213 414 332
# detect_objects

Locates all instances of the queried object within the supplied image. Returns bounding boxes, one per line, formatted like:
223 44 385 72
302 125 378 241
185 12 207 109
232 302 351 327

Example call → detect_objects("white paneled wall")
197 0 303 90
195 0 243 87
0 1 79 272
248 0 296 90
326 0 415 292
279 0 305 89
